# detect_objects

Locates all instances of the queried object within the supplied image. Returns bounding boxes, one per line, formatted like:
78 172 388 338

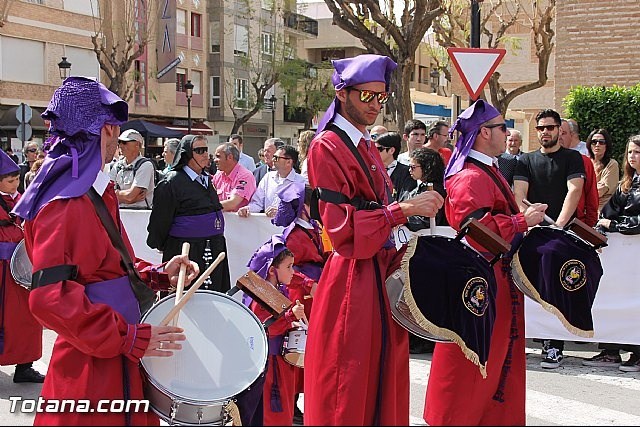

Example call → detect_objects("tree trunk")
395 58 413 131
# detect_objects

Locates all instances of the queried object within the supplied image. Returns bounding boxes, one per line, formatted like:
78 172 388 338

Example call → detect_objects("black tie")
199 175 207 188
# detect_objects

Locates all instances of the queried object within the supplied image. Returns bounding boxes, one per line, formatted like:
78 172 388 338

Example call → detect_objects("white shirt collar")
333 113 371 147
294 217 314 229
92 170 111 196
0 190 19 199
468 149 498 167
183 165 203 181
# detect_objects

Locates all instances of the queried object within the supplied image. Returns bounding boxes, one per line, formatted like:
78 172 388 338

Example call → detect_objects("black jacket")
390 162 417 202
600 178 640 234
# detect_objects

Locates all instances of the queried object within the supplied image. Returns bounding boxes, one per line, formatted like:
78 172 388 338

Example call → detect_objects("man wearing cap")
12 76 198 425
423 100 547 425
109 129 155 209
305 54 443 425
148 135 231 293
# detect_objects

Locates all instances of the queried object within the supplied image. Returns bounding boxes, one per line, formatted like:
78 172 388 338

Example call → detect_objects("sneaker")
541 340 551 356
540 347 564 369
619 354 640 373
13 367 45 383
582 350 622 367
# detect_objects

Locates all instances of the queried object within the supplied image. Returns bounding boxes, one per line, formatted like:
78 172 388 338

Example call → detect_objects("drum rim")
140 290 269 403
10 239 32 288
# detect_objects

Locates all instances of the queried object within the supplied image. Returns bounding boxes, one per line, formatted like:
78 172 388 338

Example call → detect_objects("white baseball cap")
118 129 144 145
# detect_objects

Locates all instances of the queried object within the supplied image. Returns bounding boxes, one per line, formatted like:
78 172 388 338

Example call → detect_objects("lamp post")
430 69 440 94
470 1 482 48
185 79 194 134
57 56 72 81
269 94 277 137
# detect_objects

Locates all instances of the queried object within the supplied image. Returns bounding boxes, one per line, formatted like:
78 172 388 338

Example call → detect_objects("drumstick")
427 183 436 235
303 295 313 300
159 252 226 326
522 199 557 226
172 242 191 326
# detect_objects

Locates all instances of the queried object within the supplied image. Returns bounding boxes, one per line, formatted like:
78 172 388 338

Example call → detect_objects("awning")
0 106 48 131
165 121 214 135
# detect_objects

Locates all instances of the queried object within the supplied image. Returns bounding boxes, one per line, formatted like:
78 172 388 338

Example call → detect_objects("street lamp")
269 94 277 137
58 56 72 81
185 79 194 134
430 69 440 94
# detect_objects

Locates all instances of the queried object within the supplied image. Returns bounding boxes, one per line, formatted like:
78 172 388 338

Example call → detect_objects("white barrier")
121 211 640 344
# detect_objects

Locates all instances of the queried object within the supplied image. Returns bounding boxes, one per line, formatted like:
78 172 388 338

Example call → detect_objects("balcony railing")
283 12 318 37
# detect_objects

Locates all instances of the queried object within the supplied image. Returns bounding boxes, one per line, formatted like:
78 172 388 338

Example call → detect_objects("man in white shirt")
238 145 305 217
229 134 256 172
109 129 154 209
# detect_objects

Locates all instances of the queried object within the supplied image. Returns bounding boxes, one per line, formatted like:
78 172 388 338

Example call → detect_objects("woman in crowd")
297 130 314 183
584 134 640 372
587 129 619 212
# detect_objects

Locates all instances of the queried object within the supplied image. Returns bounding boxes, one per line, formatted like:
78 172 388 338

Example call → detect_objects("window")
235 78 248 108
210 22 220 53
234 24 248 56
191 13 201 37
261 33 273 56
191 70 202 95
320 49 345 61
66 46 100 79
1 37 44 83
177 9 187 34
134 60 147 106
210 76 221 107
62 0 99 15
176 68 187 92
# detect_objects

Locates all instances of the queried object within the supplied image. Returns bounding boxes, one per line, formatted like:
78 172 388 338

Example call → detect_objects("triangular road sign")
447 48 506 100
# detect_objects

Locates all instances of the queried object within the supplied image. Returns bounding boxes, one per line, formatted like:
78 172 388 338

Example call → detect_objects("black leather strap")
31 265 78 290
466 157 520 215
86 188 156 314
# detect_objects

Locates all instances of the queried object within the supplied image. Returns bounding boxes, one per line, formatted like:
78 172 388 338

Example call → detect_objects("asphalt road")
1 329 639 426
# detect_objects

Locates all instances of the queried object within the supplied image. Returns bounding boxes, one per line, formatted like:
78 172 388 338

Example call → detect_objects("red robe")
250 281 302 426
24 183 170 426
0 193 42 366
306 128 410 425
424 161 528 425
576 154 599 226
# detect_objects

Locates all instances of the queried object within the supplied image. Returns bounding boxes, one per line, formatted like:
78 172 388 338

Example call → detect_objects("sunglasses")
591 139 607 146
192 147 209 155
273 155 292 162
483 123 507 133
408 165 421 170
26 149 38 153
349 88 391 104
376 146 390 152
535 124 560 132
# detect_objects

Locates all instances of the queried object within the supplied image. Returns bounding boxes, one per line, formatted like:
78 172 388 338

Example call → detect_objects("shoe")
541 340 551 357
582 350 622 367
409 341 435 354
13 367 45 383
292 405 304 425
540 347 564 369
619 354 640 372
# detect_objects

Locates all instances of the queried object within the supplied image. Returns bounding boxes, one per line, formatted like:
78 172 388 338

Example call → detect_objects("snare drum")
10 239 32 290
281 327 307 368
141 290 268 425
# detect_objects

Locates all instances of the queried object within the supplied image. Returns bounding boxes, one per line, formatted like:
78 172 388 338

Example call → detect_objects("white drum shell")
281 327 307 368
140 291 268 425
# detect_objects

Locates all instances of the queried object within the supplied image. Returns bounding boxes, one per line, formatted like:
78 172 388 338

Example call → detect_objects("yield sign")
447 48 506 100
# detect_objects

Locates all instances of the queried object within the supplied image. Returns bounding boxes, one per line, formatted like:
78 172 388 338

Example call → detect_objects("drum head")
141 290 268 403
10 240 32 289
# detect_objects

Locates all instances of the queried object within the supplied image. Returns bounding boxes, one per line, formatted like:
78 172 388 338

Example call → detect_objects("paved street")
1 329 639 425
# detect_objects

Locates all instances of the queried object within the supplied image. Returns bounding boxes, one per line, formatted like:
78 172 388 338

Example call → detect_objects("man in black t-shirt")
513 108 585 370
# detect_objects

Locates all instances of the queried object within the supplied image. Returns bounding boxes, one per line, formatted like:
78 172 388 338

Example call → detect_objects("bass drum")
10 239 32 290
141 290 268 425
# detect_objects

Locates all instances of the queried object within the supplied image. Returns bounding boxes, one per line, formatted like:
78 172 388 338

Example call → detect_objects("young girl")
248 241 310 425
0 149 45 383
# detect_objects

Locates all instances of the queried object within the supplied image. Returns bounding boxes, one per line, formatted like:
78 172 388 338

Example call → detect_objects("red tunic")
250 284 299 426
576 154 599 226
24 183 169 426
0 193 42 366
424 161 528 425
306 128 410 425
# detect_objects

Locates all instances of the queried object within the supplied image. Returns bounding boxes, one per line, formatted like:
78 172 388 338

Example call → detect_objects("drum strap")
31 265 79 290
466 157 520 215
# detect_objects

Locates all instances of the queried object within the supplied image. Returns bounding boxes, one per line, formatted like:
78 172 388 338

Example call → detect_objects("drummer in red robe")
305 54 443 425
0 150 44 383
423 100 547 425
12 77 199 426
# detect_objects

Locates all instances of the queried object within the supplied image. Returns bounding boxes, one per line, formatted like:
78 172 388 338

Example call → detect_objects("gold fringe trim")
401 236 488 379
511 252 594 338
224 400 242 426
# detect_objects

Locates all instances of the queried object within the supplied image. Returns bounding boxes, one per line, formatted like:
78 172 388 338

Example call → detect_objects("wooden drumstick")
303 295 313 300
160 252 226 326
172 242 191 326
427 182 436 235
523 199 557 226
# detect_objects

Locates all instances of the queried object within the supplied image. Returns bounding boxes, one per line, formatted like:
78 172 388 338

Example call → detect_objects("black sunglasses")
376 145 390 152
591 139 607 146
26 148 38 153
192 147 209 155
348 88 391 104
483 123 507 133
535 124 560 132
273 155 292 162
